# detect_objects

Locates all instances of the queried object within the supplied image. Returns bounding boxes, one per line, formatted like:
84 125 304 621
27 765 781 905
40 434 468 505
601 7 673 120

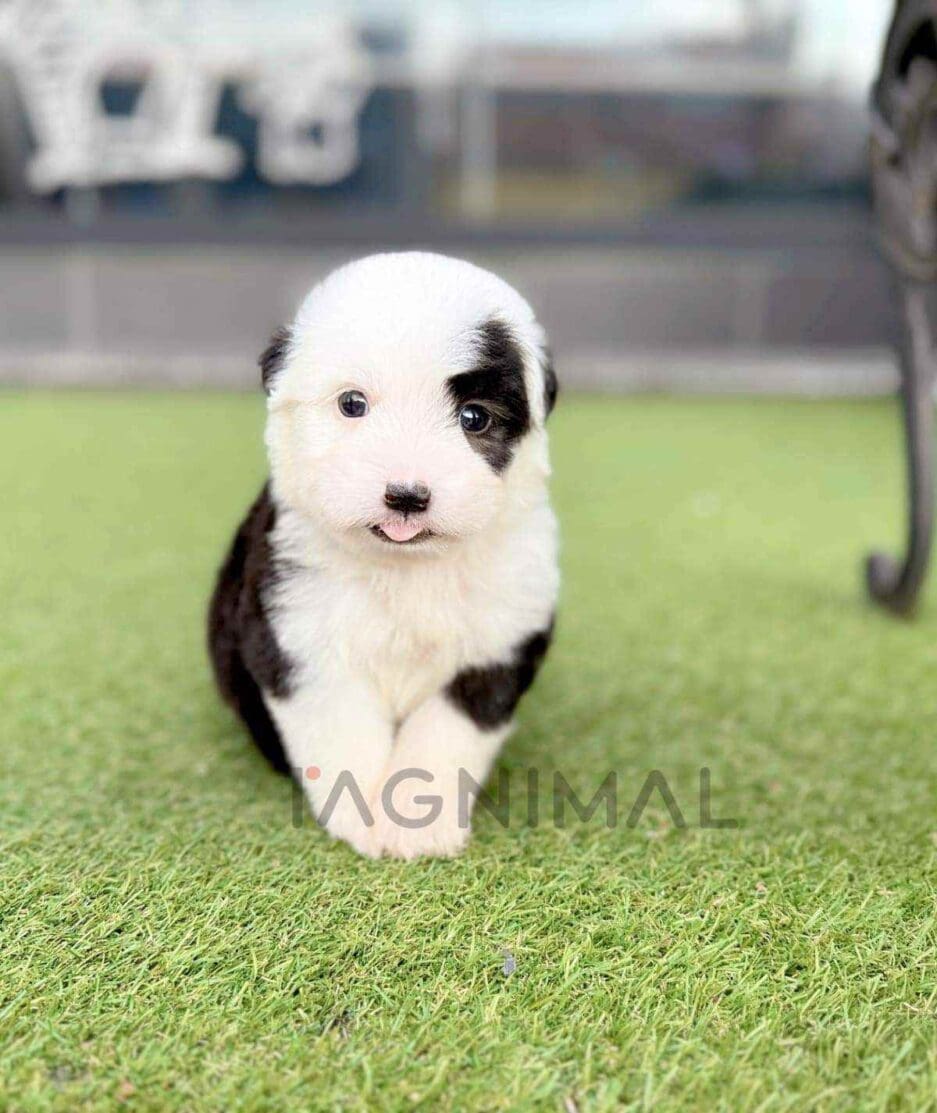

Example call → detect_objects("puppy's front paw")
373 811 470 860
321 800 380 859
370 783 470 860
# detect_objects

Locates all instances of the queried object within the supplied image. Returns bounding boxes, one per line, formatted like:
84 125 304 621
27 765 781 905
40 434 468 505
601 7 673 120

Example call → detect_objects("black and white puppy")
209 252 558 858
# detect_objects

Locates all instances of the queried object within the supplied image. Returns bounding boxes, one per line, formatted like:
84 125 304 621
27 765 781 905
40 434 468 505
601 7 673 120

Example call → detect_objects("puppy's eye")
459 404 491 434
338 390 369 418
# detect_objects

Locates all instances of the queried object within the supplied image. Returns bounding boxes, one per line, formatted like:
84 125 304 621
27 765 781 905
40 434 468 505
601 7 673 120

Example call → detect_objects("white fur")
263 252 558 858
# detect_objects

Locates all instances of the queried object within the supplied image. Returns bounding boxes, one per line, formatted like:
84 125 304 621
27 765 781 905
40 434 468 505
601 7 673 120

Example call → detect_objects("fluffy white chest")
341 576 472 717
271 502 558 722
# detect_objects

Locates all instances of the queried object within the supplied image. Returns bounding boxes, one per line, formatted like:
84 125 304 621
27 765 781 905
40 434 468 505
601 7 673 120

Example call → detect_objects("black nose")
384 482 431 515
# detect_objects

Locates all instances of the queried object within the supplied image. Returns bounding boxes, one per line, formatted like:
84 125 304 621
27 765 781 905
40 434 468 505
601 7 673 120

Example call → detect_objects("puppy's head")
263 252 556 558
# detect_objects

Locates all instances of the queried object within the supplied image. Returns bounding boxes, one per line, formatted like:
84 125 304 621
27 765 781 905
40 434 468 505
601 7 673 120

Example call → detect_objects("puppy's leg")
371 694 510 860
267 676 393 857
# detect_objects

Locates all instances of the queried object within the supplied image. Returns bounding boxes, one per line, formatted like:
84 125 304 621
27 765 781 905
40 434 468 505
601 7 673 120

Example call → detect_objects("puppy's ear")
541 345 558 420
259 326 291 395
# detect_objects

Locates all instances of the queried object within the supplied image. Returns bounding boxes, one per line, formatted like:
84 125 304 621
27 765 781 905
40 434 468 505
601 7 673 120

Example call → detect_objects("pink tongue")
381 518 424 542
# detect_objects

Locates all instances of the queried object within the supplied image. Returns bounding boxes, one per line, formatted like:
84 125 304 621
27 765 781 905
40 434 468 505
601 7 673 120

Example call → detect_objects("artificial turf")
2 391 937 1111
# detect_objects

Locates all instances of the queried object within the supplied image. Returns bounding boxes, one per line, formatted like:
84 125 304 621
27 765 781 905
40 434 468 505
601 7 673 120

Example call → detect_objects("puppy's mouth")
369 519 434 545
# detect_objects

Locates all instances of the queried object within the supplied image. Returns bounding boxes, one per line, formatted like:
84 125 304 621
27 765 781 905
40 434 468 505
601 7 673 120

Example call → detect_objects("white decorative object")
0 0 240 192
238 19 372 186
0 0 372 192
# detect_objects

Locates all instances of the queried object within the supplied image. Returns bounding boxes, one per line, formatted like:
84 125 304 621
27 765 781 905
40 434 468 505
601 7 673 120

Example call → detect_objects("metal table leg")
867 282 937 614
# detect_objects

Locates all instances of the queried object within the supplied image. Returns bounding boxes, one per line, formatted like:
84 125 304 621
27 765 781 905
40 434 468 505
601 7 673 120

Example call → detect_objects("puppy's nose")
384 482 431 515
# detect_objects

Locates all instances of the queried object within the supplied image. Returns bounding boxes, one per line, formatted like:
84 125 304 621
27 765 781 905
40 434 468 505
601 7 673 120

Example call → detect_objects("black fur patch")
446 317 530 474
541 346 558 419
259 325 291 395
446 620 554 730
207 484 293 773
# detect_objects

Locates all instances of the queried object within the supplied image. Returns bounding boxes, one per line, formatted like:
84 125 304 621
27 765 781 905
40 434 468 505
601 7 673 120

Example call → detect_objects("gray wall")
0 223 900 395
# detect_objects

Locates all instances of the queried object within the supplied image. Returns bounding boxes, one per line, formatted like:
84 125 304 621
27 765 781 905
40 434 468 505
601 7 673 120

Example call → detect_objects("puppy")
208 252 558 858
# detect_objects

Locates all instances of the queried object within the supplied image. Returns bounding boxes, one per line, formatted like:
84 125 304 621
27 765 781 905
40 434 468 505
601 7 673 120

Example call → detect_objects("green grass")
3 391 937 1111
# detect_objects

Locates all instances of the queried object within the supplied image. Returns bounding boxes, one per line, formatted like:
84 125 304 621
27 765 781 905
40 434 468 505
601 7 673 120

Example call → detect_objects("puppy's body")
209 252 558 858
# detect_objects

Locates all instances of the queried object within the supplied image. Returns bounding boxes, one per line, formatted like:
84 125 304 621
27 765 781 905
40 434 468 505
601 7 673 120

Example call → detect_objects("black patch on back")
541 346 558 418
207 484 294 773
446 619 554 730
259 326 291 395
446 317 530 474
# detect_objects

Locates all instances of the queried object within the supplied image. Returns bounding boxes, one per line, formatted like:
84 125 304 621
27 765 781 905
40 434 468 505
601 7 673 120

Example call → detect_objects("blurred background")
0 0 896 392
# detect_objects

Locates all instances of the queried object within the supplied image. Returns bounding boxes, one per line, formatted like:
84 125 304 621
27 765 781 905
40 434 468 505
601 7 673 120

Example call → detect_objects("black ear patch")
541 346 558 419
446 317 530 474
259 326 291 395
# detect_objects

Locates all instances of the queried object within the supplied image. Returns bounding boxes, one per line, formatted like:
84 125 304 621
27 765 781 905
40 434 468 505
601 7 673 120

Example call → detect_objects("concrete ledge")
0 243 900 394
563 349 898 396
0 347 898 396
